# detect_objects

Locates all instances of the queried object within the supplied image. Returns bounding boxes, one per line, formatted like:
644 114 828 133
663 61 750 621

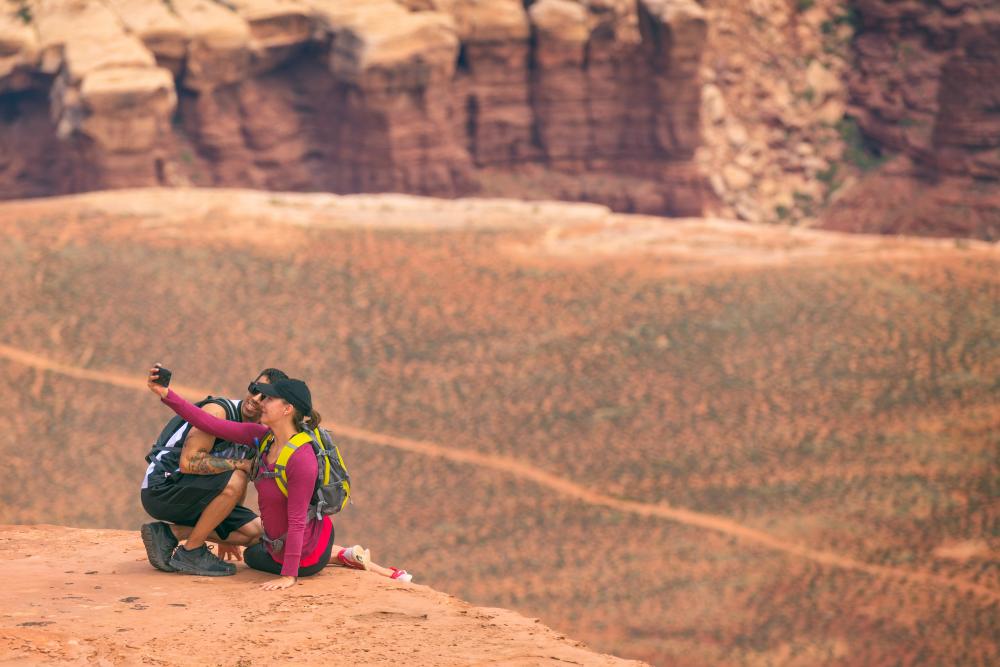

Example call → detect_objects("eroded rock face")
0 0 707 216
0 0 177 192
0 8 38 93
3 0 998 235
848 0 1000 176
822 0 1000 239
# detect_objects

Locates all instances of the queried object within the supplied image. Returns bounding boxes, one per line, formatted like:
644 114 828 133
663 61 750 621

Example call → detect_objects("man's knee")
219 469 248 501
219 519 263 546
238 518 265 542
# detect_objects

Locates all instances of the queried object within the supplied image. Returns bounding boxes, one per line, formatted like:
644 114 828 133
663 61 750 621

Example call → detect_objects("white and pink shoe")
389 567 413 583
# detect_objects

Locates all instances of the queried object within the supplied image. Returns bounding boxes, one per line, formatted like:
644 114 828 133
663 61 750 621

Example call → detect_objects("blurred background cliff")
2 0 997 238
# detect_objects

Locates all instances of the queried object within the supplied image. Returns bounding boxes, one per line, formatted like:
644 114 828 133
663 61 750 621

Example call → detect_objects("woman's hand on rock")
261 576 296 591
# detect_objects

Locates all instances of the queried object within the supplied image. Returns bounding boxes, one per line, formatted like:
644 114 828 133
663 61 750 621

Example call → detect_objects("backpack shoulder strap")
257 432 274 457
270 432 313 497
211 398 241 423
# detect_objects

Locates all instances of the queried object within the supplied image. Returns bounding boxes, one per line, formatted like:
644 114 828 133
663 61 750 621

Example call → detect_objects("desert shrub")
838 116 889 171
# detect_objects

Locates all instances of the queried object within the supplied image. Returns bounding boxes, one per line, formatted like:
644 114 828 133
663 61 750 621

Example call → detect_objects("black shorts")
244 532 334 577
141 470 257 541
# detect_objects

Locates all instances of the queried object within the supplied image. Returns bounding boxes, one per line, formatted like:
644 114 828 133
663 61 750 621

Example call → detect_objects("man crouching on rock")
138 368 287 576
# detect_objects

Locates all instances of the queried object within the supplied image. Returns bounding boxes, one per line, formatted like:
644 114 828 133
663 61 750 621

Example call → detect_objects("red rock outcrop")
0 0 177 196
3 1 999 236
0 0 708 215
0 525 642 666
820 0 1000 239
521 0 706 214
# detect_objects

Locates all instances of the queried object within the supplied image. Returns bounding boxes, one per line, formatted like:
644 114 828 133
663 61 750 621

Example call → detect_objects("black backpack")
145 396 247 464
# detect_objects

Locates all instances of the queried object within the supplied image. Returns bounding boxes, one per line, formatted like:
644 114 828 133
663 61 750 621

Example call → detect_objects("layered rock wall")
1 0 177 195
0 0 708 215
821 0 1000 239
848 0 1000 180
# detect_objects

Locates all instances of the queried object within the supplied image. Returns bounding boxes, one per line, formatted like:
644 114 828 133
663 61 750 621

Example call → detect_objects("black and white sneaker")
140 522 178 573
169 544 237 577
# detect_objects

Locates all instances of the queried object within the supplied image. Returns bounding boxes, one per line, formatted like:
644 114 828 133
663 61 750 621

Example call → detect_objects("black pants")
245 533 334 577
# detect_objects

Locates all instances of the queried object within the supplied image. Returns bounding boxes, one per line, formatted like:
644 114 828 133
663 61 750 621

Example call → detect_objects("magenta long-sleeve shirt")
161 389 331 576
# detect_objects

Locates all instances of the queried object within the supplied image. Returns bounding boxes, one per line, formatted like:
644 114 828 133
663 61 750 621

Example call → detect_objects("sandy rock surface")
3 186 993 267
0 525 641 666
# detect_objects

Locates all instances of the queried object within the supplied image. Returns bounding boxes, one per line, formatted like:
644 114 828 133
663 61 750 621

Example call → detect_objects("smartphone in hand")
153 366 172 387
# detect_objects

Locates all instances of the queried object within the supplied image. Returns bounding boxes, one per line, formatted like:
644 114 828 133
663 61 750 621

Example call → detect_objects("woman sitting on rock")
147 365 412 589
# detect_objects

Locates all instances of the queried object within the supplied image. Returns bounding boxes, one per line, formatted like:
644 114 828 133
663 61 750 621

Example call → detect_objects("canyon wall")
3 0 998 237
0 0 707 215
849 0 1000 182
819 0 1000 239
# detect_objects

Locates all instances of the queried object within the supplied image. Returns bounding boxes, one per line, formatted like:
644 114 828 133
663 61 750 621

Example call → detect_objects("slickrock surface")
0 525 642 666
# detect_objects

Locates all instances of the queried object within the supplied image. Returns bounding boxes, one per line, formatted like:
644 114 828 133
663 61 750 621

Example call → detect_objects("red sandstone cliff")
1 0 998 237
818 0 1000 239
0 0 707 215
848 0 1000 181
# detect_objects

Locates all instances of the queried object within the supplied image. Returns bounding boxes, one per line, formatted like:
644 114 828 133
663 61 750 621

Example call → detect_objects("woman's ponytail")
295 408 322 431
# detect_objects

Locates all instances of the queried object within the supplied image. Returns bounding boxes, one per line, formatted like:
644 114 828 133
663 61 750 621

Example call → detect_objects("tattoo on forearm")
186 451 239 474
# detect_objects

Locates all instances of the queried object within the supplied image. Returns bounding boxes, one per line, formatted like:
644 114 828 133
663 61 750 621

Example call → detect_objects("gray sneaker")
140 522 178 572
169 544 237 577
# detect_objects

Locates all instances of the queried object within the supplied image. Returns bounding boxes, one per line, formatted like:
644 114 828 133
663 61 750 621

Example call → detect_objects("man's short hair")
256 367 289 382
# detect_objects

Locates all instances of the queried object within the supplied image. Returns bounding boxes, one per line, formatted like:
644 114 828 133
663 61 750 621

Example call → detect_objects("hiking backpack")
145 396 249 465
255 427 351 519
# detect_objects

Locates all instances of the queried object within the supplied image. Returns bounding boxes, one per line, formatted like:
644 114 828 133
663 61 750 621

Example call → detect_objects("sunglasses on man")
247 382 266 398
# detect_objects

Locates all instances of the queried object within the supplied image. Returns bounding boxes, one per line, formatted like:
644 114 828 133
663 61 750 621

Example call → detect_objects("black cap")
254 378 312 415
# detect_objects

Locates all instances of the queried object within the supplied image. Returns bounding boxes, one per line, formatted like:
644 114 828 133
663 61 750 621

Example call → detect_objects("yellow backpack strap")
258 433 273 457
272 432 312 496
335 441 350 508
311 428 332 485
325 430 349 497
312 428 350 511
